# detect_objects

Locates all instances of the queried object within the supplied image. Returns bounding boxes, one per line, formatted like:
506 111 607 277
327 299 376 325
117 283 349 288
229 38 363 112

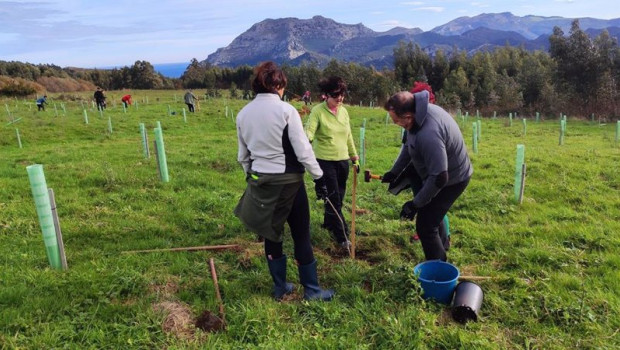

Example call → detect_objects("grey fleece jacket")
389 90 472 208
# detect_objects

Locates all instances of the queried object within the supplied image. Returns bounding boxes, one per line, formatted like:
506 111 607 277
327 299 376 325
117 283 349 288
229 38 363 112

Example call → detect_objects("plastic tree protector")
26 164 62 269
154 128 169 182
514 145 525 202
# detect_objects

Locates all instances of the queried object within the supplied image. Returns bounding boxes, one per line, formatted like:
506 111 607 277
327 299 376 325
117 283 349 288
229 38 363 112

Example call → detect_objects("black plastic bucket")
451 281 483 323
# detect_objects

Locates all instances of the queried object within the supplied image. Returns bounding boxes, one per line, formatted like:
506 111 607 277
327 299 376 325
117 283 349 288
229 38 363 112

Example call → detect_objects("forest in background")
1 20 619 117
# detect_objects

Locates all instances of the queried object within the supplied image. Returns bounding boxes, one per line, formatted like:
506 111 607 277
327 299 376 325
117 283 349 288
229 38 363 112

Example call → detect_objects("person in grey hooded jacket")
383 90 472 261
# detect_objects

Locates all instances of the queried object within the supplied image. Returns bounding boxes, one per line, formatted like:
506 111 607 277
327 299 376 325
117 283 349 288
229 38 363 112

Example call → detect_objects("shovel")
195 258 226 332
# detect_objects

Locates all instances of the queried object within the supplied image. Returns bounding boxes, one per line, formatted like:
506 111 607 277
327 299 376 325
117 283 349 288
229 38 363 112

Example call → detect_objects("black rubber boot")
298 260 334 301
266 255 294 300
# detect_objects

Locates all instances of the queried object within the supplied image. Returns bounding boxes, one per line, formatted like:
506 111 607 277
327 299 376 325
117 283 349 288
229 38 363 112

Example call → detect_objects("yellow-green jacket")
305 102 357 161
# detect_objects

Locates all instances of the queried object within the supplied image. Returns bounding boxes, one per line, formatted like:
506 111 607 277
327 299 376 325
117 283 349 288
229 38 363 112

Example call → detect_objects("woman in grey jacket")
234 61 333 301
383 90 472 261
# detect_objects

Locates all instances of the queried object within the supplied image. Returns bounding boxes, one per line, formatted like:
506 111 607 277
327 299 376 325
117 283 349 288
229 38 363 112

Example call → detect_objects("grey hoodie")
389 90 472 208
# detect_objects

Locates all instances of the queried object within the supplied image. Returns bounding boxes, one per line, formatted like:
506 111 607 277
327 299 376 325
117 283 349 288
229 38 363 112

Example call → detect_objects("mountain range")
204 12 620 69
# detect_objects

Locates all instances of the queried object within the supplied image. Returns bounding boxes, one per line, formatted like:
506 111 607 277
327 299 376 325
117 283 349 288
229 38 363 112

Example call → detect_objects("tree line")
1 20 618 117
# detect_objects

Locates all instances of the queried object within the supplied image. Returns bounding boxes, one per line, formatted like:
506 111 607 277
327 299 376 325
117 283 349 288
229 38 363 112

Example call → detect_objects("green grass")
1 91 619 349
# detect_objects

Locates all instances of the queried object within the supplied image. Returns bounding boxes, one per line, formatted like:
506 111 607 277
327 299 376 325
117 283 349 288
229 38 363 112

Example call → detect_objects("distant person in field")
184 90 197 112
234 61 334 301
305 76 359 251
382 89 472 262
121 94 132 108
302 90 311 105
36 95 48 111
94 87 106 110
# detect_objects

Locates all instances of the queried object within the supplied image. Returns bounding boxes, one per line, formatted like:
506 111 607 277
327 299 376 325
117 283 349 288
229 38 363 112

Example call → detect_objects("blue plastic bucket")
413 260 459 304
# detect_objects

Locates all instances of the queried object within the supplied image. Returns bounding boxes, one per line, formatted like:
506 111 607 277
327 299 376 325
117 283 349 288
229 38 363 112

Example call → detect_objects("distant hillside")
205 13 620 68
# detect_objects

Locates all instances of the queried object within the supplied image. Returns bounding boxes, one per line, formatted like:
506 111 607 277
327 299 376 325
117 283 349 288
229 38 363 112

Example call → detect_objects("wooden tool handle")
209 258 225 321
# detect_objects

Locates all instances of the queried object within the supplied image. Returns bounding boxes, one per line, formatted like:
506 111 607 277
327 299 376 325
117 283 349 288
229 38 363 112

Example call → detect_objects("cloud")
416 7 444 12
401 1 425 5
375 19 416 29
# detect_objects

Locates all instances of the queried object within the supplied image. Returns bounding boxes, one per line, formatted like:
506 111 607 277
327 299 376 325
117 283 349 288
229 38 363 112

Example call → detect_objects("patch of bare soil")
195 310 225 332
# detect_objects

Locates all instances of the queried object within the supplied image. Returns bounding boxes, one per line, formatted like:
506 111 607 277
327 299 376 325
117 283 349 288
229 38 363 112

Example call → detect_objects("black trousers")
416 178 470 261
317 159 349 243
264 185 314 265
186 103 194 112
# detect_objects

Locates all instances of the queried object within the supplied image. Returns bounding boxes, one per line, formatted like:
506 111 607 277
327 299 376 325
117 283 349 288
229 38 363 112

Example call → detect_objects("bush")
0 76 42 96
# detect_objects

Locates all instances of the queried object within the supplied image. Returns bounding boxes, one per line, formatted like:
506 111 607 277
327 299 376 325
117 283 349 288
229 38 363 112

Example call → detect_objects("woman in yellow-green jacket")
306 76 359 250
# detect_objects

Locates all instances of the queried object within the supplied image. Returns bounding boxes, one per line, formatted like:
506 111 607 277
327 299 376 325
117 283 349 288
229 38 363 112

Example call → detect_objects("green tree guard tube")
83 110 88 124
514 145 525 202
154 128 169 182
16 128 22 148
99 108 103 118
493 111 497 119
443 215 450 238
123 103 126 113
107 116 113 134
523 119 527 136
26 164 62 269
61 103 66 115
135 101 139 110
536 112 540 122
359 127 366 167
183 108 187 123
140 123 150 158
476 110 480 119
477 120 481 141
167 105 172 116
509 113 513 126
472 123 478 154
616 121 619 143
156 121 162 130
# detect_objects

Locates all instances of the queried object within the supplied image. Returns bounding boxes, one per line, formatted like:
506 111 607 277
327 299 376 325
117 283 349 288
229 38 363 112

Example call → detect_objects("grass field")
1 90 619 349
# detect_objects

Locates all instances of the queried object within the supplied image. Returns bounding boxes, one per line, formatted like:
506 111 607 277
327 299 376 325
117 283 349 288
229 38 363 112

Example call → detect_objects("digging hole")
195 310 225 332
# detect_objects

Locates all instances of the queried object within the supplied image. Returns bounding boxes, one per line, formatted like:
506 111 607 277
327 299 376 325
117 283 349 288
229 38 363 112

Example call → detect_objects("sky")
1 0 619 68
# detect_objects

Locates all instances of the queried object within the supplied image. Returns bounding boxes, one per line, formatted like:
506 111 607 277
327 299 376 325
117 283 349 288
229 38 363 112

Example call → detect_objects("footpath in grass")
0 92 619 349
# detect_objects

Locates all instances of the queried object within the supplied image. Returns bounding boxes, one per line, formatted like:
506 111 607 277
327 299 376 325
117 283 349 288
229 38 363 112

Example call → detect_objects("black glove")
381 171 397 183
352 159 360 173
313 177 329 200
400 200 417 220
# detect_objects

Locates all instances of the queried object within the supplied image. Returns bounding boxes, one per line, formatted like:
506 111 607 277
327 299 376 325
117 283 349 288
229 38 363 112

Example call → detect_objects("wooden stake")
153 140 161 180
459 275 495 281
209 258 225 322
350 168 358 259
122 244 239 254
518 163 526 204
48 188 68 270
